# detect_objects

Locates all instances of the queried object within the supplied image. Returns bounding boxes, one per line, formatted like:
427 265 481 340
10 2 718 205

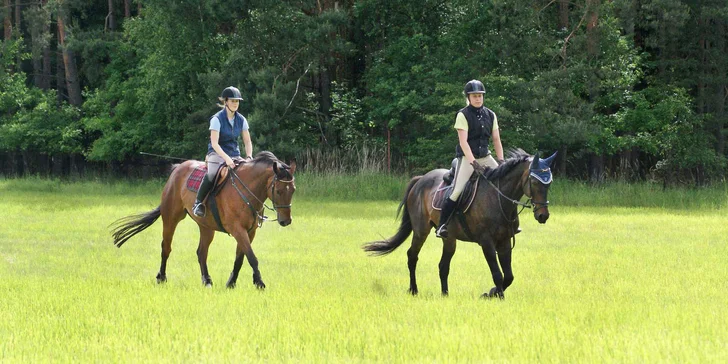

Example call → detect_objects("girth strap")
207 187 228 234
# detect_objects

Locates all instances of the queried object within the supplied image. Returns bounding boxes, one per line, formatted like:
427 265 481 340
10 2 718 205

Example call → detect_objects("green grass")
1 177 727 362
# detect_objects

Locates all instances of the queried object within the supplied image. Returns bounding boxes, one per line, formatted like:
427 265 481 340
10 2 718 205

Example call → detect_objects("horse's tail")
111 206 162 247
363 176 421 256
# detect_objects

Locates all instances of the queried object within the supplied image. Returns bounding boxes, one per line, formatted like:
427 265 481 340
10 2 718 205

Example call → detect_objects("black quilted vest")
455 105 494 158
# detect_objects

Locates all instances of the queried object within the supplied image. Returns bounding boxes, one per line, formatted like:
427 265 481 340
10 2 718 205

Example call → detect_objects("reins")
227 165 294 229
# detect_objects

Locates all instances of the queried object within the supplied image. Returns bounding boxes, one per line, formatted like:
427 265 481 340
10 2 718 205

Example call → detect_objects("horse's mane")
251 151 280 166
250 151 292 179
481 148 531 181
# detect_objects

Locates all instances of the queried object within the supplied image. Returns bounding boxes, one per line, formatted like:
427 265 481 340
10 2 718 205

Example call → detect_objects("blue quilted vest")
207 109 246 157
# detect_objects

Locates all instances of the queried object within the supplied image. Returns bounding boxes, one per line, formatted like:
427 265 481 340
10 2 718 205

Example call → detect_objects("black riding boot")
435 198 457 238
192 176 214 217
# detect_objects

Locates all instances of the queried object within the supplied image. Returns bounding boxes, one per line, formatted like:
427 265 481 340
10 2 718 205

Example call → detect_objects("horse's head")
523 152 557 224
269 160 296 226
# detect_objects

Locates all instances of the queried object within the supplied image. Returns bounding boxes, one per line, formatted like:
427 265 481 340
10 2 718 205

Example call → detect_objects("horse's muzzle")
535 209 549 224
279 218 292 227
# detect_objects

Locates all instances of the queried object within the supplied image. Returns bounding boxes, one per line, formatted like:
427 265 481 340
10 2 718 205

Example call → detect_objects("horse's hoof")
156 274 166 284
204 283 213 288
483 287 504 299
442 290 449 296
408 288 418 296
255 281 266 290
226 282 236 289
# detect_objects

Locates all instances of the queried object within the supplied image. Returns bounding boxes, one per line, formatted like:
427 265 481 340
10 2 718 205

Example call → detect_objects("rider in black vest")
436 80 505 238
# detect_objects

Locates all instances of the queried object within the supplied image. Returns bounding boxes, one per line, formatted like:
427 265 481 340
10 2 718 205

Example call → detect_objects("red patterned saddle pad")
186 164 207 192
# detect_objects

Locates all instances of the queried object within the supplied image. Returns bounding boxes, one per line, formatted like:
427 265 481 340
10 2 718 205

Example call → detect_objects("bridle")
527 167 552 213
480 166 552 214
475 163 553 248
228 166 294 227
268 174 295 210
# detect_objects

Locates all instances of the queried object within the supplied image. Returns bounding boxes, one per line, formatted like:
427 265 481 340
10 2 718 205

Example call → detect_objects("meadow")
1 176 727 362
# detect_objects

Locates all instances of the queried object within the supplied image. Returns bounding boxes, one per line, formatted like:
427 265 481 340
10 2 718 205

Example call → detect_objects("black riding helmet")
464 80 486 95
221 86 243 100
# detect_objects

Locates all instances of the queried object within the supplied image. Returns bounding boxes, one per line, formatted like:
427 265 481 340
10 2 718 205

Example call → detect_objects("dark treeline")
0 0 726 184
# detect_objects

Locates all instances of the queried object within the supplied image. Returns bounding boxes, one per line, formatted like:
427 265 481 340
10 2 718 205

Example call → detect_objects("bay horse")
363 149 556 299
111 151 296 289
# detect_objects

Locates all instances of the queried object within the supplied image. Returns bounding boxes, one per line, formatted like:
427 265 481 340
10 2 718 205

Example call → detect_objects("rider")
192 86 253 217
435 79 505 238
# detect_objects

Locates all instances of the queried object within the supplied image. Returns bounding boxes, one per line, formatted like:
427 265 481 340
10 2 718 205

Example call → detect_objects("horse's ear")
289 160 296 175
273 162 280 174
543 151 558 167
530 154 540 169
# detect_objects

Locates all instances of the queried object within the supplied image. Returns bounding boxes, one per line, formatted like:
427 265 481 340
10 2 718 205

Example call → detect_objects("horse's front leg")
496 242 514 291
438 237 457 296
228 230 265 289
480 239 504 299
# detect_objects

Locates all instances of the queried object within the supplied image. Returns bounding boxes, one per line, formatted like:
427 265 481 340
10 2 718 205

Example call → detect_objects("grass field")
1 177 727 362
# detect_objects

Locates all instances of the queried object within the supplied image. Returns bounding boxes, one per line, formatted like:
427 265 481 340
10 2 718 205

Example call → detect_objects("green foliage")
0 39 81 155
1 0 727 184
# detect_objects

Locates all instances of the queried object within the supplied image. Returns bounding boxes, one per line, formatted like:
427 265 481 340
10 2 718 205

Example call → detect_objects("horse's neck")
235 164 272 200
487 163 528 200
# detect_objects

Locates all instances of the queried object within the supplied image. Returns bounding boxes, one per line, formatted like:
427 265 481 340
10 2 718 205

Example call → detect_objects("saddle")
185 160 244 234
185 163 231 194
432 158 480 213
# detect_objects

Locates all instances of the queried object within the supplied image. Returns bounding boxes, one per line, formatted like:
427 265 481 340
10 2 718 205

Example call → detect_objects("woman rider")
435 79 505 238
192 86 253 217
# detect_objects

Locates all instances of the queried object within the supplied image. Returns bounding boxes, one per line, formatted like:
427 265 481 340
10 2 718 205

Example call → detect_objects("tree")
56 0 82 106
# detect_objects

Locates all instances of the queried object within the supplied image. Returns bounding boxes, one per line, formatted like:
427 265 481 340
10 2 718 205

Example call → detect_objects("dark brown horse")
111 151 296 289
364 149 556 299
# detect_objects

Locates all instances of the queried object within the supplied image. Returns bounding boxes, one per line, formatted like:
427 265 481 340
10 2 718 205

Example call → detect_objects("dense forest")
0 0 726 184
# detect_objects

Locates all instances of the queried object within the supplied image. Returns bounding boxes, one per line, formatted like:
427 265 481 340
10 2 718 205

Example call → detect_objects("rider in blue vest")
436 80 505 238
192 86 253 217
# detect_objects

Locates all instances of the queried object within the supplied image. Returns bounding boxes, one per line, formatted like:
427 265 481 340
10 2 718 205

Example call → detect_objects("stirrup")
192 202 206 217
435 225 448 238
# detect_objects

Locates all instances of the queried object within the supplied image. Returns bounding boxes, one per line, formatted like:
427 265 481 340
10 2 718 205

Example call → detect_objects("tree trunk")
715 19 726 156
14 0 20 67
586 0 599 60
57 4 82 106
13 0 18 30
558 0 569 30
107 0 116 31
30 1 45 88
41 0 51 90
124 0 130 18
319 63 332 125
590 153 604 183
56 30 66 103
559 144 567 176
3 0 11 40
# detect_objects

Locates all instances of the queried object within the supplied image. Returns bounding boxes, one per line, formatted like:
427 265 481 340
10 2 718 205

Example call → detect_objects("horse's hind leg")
406 233 427 295
438 237 457 296
157 211 185 284
197 227 215 287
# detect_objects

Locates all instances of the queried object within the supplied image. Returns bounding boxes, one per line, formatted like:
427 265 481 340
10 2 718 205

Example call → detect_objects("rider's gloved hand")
471 161 486 174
